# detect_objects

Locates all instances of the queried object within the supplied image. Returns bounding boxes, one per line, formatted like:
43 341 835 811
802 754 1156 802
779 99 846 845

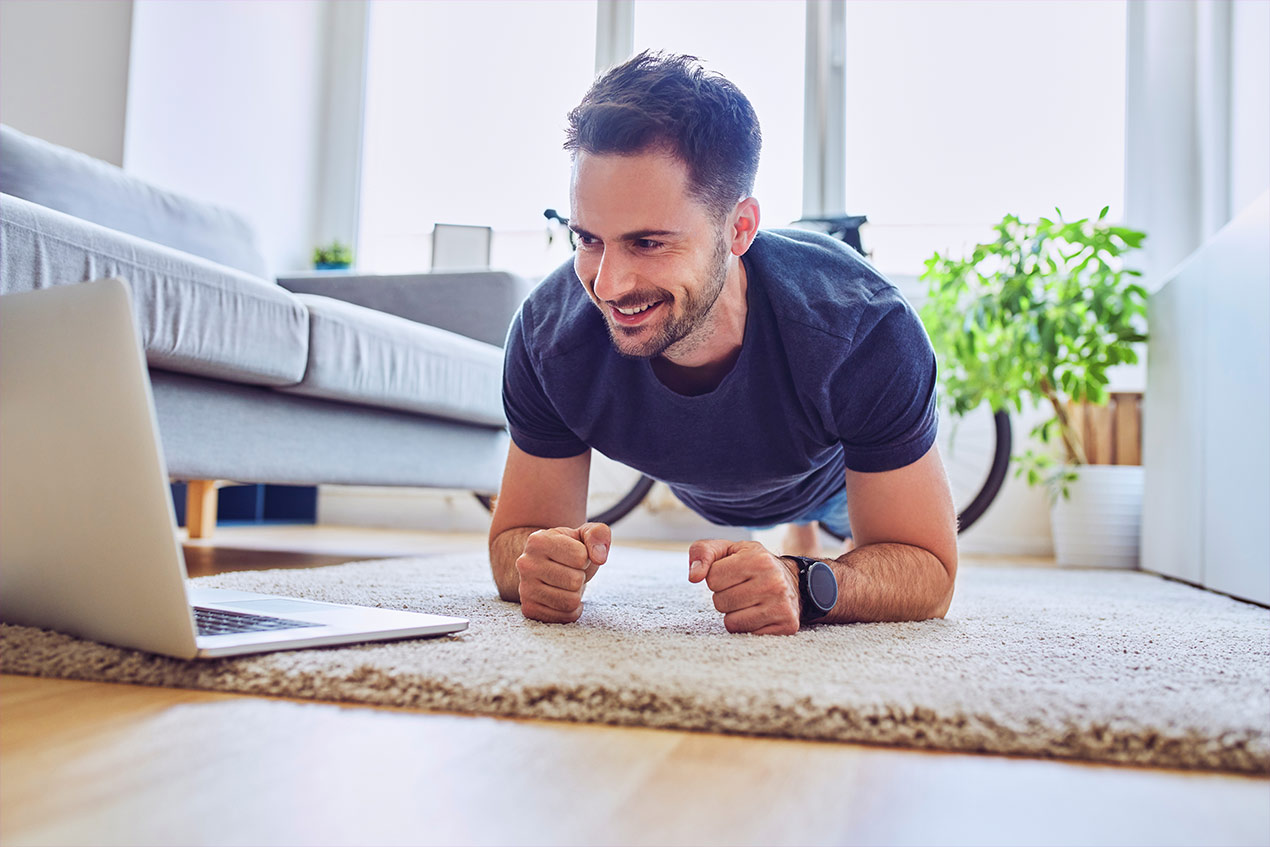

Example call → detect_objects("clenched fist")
515 522 610 623
687 539 802 635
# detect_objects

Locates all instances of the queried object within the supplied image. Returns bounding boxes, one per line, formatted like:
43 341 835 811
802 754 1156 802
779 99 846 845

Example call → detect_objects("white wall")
123 0 331 276
0 0 134 166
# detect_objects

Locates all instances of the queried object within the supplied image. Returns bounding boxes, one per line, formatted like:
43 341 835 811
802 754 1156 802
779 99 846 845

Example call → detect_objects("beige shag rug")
3 548 1267 773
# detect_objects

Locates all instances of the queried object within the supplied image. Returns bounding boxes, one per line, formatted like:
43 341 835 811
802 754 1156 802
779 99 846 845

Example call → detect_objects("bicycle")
477 211 1013 536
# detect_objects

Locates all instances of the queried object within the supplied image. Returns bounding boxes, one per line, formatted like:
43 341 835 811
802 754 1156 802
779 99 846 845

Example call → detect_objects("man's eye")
576 235 599 248
635 239 664 250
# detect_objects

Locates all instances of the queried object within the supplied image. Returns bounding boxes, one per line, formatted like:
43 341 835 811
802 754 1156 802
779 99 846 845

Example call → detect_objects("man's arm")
488 442 609 621
819 442 959 621
689 444 957 631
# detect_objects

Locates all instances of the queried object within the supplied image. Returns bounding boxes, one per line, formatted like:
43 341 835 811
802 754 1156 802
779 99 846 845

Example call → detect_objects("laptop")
0 278 468 659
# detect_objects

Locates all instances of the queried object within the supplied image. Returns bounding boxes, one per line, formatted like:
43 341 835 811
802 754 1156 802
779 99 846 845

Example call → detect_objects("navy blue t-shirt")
502 228 938 527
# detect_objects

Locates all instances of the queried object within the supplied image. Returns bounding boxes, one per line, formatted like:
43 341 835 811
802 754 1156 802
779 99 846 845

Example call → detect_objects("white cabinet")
1142 191 1270 605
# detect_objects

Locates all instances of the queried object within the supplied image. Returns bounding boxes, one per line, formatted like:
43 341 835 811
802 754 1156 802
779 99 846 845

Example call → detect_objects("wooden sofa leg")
185 480 220 540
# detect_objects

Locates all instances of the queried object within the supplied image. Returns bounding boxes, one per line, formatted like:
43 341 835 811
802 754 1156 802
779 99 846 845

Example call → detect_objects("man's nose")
591 250 638 303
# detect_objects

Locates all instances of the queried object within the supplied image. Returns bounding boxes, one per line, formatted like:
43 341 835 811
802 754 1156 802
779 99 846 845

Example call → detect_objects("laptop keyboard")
194 606 323 637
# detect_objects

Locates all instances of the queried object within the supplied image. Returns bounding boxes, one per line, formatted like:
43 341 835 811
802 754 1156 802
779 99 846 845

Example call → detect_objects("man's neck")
653 258 749 395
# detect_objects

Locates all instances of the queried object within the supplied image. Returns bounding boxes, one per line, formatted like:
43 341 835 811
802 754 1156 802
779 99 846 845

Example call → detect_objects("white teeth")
617 302 656 316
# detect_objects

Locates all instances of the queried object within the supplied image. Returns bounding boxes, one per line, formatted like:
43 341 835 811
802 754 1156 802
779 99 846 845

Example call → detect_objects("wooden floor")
3 525 1267 847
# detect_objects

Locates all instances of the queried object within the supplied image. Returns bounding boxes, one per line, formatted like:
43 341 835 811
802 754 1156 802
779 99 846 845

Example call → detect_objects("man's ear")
729 197 761 256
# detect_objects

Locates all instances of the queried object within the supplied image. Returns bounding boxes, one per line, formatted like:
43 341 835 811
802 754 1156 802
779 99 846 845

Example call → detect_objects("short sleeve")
832 298 938 472
502 304 589 458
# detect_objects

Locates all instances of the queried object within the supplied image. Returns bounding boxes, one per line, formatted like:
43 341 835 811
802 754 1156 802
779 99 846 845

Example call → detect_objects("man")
489 52 957 634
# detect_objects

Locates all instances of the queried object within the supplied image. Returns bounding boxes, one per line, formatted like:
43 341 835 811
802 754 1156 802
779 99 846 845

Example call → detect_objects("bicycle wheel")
474 450 655 526
941 404 1012 532
819 401 1012 541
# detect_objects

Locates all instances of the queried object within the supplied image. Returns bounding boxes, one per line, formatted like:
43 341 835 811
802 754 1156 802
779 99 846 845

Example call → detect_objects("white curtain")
1125 0 1270 290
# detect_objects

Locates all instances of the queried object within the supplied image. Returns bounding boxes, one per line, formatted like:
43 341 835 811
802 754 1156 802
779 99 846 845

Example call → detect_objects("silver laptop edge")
0 279 467 658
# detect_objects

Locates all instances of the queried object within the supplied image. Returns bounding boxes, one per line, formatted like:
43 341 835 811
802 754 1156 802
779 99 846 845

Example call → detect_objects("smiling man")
488 52 958 634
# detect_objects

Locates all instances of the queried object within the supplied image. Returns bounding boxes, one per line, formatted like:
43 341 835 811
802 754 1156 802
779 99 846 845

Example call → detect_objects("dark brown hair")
564 51 762 218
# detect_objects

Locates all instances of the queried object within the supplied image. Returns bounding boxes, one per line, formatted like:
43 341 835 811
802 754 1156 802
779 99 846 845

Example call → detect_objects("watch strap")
784 555 836 623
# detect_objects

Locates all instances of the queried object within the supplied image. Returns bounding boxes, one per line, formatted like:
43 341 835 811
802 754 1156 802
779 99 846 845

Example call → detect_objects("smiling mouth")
609 300 665 326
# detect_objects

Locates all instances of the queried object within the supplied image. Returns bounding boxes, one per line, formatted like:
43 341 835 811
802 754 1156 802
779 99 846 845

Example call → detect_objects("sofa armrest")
276 270 532 348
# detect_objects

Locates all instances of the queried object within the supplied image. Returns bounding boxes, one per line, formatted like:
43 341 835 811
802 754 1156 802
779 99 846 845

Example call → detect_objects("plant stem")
1039 376 1087 465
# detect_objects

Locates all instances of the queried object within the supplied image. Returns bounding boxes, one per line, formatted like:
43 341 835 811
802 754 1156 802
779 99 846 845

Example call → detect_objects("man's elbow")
489 556 522 603
928 546 958 619
487 547 521 604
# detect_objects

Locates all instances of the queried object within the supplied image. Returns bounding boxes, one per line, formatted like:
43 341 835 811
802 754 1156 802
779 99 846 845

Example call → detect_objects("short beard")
604 233 731 360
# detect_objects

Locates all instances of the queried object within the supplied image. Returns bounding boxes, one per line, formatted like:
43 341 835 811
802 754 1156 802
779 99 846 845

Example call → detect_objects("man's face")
569 150 732 360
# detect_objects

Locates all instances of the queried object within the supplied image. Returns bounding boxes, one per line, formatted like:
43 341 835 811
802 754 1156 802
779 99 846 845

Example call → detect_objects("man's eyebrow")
568 224 682 242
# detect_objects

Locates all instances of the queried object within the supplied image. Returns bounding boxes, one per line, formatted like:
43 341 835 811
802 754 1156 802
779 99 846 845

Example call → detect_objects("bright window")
843 0 1127 274
358 1 1125 279
358 1 597 275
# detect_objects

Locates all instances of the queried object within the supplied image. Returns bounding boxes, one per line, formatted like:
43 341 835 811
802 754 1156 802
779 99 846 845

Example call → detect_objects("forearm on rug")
820 542 956 624
489 526 541 603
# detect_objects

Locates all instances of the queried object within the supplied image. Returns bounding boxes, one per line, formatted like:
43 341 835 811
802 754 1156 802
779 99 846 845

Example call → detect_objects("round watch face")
807 561 838 611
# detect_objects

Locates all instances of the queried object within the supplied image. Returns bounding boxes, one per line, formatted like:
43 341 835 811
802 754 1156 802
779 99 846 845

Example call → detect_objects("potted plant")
313 240 354 270
919 208 1148 567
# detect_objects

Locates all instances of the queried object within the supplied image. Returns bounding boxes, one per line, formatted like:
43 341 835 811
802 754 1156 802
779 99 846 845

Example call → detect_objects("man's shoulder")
750 228 907 344
517 258 605 361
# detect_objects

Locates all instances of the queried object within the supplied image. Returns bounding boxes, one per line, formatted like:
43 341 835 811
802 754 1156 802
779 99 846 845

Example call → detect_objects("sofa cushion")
280 294 506 427
1 193 308 386
0 124 269 278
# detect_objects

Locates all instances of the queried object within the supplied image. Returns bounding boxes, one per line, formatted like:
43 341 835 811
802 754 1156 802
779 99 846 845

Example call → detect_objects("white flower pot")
1050 465 1144 568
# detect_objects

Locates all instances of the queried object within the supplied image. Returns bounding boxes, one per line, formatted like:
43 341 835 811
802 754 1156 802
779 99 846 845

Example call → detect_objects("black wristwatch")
784 555 838 624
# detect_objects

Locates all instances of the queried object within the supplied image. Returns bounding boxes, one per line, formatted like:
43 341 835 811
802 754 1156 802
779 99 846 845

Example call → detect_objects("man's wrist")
782 554 838 624
778 555 803 620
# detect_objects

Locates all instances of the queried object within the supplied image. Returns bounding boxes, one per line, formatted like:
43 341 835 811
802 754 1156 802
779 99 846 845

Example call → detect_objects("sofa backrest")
0 124 269 279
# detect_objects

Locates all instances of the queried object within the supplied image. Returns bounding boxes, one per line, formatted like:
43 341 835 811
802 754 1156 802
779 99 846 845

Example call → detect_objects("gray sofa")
0 124 529 536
